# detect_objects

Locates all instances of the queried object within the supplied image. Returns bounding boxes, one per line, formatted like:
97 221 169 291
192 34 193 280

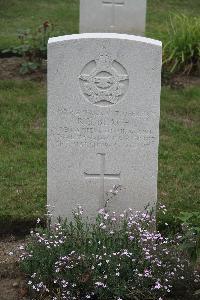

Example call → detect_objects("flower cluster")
19 205 200 300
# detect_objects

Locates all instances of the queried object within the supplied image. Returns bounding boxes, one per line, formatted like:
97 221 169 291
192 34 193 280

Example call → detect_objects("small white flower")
98 208 105 215
31 273 36 278
104 213 109 220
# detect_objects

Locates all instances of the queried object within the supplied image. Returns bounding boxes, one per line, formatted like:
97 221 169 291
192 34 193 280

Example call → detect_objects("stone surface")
47 33 162 220
80 0 146 35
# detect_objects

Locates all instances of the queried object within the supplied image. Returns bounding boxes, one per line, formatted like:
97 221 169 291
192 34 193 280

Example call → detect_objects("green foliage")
178 211 200 234
177 211 200 263
19 207 199 300
146 0 200 41
19 62 40 75
163 14 200 75
2 21 55 74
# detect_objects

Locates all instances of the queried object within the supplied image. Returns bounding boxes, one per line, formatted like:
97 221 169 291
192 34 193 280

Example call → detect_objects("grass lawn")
147 0 200 40
0 0 200 49
0 80 199 229
158 86 200 227
0 0 199 231
0 81 46 230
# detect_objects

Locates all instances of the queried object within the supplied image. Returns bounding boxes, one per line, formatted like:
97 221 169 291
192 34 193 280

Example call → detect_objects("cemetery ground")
0 65 199 299
0 0 199 232
0 80 200 234
0 0 199 299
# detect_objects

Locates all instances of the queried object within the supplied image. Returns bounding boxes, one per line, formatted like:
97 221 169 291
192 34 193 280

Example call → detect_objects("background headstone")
80 0 147 35
48 33 162 220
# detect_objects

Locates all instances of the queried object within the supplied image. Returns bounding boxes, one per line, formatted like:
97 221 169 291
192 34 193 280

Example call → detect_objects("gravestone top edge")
48 33 162 47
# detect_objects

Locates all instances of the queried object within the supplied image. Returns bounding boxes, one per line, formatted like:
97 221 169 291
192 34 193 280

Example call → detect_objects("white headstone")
80 0 147 35
48 33 162 220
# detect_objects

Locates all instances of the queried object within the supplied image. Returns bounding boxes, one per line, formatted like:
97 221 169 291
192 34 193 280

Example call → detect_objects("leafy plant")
17 204 200 300
177 211 200 264
19 62 40 75
163 14 200 75
2 21 55 74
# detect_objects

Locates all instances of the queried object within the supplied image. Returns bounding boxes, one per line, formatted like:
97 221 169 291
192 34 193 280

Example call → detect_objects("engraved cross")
84 153 120 209
102 0 125 28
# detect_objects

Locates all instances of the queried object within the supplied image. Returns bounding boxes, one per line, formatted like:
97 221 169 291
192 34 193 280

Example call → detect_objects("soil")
0 57 200 87
169 74 200 88
0 236 29 300
0 57 46 82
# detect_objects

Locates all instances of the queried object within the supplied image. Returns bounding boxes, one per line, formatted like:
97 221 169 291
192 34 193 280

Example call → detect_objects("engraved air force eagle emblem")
79 53 129 106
